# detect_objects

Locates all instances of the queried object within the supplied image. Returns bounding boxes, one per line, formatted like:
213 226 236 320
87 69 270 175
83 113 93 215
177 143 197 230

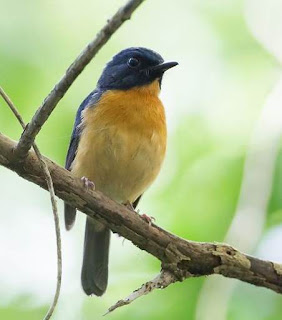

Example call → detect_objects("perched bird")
64 47 177 296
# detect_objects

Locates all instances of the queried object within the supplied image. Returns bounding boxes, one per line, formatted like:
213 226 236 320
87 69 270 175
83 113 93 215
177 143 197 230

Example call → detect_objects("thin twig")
0 87 26 128
105 271 178 315
13 0 145 161
0 87 62 320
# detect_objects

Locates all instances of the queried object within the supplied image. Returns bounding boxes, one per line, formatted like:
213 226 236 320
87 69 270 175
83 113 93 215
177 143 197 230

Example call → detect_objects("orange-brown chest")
88 80 166 136
72 81 167 203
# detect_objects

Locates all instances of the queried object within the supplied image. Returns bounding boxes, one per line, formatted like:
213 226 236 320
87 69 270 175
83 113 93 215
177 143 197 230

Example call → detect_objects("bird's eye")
127 57 140 68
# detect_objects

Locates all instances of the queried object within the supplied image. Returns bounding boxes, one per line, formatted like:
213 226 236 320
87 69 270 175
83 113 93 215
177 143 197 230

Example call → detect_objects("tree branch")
105 270 178 315
1 132 282 304
13 0 145 162
196 73 282 320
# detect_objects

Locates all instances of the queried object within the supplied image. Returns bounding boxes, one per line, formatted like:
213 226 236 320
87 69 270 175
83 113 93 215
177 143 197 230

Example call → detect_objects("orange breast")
71 80 167 203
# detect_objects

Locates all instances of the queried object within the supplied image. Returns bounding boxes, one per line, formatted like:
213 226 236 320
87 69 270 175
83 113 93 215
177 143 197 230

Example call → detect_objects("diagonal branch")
1 133 282 302
0 87 61 320
13 0 145 162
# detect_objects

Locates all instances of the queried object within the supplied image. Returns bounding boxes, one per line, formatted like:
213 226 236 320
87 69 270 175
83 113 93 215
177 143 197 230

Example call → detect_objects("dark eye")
127 57 140 68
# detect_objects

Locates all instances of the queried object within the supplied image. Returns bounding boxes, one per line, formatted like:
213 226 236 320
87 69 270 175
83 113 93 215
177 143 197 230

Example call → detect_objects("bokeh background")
0 0 282 319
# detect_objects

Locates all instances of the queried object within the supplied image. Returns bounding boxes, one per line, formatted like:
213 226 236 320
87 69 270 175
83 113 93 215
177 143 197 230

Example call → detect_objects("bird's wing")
65 89 102 170
64 89 103 230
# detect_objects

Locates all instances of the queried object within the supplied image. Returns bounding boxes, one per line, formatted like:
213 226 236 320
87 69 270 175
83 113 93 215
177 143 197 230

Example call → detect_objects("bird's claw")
124 202 155 225
125 201 135 212
81 176 95 190
141 213 155 225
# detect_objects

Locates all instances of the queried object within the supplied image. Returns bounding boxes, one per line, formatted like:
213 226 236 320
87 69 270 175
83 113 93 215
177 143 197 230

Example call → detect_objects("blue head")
97 47 178 91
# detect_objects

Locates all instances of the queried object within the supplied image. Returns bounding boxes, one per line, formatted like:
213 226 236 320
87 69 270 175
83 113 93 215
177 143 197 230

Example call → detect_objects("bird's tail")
81 217 110 296
64 203 77 230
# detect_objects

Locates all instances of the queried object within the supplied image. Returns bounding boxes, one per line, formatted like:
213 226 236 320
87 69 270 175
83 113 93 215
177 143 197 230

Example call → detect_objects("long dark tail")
64 203 77 230
81 217 110 296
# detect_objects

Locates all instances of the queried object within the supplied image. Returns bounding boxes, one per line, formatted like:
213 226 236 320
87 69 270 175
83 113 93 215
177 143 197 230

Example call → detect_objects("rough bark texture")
105 270 178 314
1 132 282 294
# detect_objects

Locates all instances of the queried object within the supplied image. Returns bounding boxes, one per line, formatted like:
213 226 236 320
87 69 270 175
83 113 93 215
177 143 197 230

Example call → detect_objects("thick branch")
13 0 145 161
1 133 282 294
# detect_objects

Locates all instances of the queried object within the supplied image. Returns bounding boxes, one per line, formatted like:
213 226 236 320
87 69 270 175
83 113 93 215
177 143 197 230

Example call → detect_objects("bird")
64 47 178 296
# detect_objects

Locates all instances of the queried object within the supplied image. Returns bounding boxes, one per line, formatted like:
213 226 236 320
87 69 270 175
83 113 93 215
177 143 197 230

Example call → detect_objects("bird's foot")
140 213 155 225
124 201 155 225
81 176 95 190
125 201 135 212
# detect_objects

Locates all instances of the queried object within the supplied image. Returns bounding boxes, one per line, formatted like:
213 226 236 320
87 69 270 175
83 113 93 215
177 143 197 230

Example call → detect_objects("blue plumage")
65 90 102 170
64 47 177 296
64 90 103 230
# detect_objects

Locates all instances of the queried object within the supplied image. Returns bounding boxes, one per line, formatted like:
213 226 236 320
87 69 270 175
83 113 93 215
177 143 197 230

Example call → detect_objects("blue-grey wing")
65 89 102 170
64 89 103 230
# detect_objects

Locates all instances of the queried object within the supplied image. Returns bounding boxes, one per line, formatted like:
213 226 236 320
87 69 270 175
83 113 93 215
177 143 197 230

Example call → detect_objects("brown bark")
1 132 281 294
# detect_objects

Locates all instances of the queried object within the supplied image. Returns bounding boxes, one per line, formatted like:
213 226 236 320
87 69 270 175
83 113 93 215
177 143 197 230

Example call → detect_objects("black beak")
149 61 178 73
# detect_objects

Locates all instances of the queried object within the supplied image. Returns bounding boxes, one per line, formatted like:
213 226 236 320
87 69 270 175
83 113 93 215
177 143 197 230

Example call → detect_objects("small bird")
64 47 177 296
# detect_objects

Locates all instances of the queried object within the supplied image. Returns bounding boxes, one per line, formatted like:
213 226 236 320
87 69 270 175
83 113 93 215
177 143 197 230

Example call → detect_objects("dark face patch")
97 47 166 90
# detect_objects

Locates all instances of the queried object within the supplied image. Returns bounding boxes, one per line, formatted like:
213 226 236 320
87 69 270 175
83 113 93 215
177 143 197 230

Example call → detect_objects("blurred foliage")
268 146 282 226
0 0 281 319
0 298 46 320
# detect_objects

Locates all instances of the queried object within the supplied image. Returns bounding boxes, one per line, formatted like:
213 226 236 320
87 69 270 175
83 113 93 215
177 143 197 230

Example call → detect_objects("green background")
0 0 281 319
